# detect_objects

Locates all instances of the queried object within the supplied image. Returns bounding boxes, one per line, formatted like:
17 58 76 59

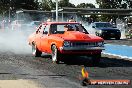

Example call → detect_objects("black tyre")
115 36 120 40
81 78 91 86
51 45 61 64
92 54 101 65
81 78 88 86
95 32 99 36
32 43 42 57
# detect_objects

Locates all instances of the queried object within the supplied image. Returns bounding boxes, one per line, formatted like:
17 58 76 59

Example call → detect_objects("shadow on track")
40 54 132 67
99 56 132 67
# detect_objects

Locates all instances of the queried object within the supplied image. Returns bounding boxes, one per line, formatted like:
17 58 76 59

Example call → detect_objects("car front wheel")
32 43 42 57
51 45 60 64
92 54 101 65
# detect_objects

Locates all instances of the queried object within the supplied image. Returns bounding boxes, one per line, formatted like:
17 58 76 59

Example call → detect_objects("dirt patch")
0 79 42 88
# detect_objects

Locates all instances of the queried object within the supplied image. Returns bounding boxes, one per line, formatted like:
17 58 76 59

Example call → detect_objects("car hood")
96 27 120 31
52 31 103 41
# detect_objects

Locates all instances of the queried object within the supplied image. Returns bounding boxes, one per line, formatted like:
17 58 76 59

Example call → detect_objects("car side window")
50 24 57 34
36 25 42 33
39 25 45 34
43 25 49 34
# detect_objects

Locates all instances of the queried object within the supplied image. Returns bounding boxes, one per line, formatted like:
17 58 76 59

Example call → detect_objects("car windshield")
32 21 41 25
95 23 113 28
50 23 88 34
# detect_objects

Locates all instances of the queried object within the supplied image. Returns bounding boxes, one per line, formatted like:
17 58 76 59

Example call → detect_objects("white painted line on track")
102 52 132 59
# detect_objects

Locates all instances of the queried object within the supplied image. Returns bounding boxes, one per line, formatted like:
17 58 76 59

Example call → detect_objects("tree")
76 3 97 22
96 0 132 22
96 0 119 9
77 3 95 8
59 0 75 8
0 0 39 19
0 0 10 14
39 0 53 11
96 0 132 9
12 0 38 10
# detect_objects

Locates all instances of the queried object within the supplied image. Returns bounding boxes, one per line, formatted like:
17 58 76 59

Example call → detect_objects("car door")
40 24 51 53
34 24 43 50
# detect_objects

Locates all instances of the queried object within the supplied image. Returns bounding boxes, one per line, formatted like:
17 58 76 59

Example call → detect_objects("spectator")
68 16 76 22
64 25 69 31
64 25 74 31
88 17 93 25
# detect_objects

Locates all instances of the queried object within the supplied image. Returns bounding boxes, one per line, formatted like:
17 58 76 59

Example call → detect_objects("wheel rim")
32 45 36 55
52 46 57 62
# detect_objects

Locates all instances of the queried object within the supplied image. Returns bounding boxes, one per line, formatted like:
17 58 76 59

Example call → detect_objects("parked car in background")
28 22 105 64
27 21 41 28
89 22 121 39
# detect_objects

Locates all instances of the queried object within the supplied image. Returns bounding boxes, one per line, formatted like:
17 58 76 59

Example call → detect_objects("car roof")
94 22 110 24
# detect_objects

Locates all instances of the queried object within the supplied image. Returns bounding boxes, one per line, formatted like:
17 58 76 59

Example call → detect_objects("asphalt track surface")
0 30 132 88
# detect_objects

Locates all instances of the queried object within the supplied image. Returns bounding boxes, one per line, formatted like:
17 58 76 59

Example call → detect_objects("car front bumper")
59 46 105 54
60 46 105 51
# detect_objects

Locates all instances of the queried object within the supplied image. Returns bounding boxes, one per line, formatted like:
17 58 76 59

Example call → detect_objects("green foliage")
77 3 95 8
13 0 38 10
96 0 119 9
96 0 132 21
39 0 52 11
0 0 39 17
0 0 10 14
1 0 131 22
76 3 96 22
58 0 75 8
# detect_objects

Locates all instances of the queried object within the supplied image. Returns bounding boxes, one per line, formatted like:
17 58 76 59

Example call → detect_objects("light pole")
16 10 23 21
9 0 11 23
51 9 63 22
56 0 58 22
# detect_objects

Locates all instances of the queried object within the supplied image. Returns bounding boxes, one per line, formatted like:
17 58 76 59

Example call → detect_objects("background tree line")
96 0 132 22
0 0 132 21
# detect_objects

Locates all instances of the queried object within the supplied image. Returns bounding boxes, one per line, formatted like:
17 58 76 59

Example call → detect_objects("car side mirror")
43 31 48 34
36 30 38 34
92 26 95 28
113 26 117 28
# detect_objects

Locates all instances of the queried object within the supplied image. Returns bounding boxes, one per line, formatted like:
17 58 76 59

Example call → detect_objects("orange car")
28 22 104 64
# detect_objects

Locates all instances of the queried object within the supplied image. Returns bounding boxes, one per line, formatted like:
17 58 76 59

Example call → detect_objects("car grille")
71 42 98 47
103 30 120 33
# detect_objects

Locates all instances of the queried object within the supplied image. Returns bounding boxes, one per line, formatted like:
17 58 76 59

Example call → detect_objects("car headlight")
99 30 102 34
63 41 71 47
97 42 104 47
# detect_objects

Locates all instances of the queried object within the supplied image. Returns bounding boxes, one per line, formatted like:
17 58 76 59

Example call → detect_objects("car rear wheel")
32 43 42 57
51 45 60 64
